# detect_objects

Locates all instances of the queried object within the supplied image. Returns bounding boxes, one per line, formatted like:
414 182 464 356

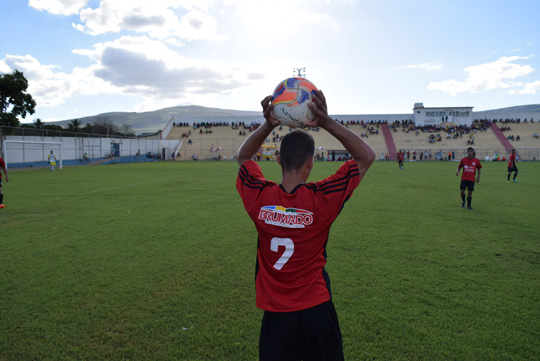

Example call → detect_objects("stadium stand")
166 120 540 161
501 122 540 148
167 122 388 161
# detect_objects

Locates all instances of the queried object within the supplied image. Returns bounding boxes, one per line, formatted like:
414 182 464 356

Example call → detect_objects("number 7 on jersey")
271 237 294 270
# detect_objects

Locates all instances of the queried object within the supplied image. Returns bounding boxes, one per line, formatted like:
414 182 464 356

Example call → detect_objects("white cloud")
509 80 540 95
1 54 119 108
428 56 535 95
72 0 226 42
400 63 442 71
76 36 253 99
1 34 269 111
223 0 339 39
0 60 11 73
29 0 89 16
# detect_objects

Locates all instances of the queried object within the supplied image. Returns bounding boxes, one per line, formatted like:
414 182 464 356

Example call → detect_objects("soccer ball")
271 77 318 128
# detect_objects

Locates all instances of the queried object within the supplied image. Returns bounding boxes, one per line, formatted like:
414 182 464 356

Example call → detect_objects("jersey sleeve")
311 160 360 218
236 161 277 215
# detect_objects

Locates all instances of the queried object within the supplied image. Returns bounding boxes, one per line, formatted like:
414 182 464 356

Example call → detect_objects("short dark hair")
279 130 315 171
467 147 474 151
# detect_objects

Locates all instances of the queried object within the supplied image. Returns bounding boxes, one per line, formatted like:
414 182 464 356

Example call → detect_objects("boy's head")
279 130 315 171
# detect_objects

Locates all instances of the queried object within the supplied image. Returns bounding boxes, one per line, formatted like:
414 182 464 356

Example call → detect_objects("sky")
1 0 540 124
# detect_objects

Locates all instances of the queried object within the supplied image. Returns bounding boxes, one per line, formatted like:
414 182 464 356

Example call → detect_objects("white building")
413 103 474 126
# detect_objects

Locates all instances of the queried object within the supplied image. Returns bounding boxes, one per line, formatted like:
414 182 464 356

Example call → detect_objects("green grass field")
1 161 539 360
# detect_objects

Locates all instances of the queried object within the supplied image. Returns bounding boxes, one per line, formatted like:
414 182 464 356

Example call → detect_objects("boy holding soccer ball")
236 90 375 361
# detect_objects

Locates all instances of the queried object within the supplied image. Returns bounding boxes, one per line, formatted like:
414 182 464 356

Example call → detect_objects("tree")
118 123 135 136
82 123 93 133
92 116 118 136
0 70 36 127
67 119 81 132
34 118 44 129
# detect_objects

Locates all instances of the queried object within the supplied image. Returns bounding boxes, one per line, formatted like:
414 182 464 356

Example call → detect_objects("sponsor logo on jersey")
258 206 313 228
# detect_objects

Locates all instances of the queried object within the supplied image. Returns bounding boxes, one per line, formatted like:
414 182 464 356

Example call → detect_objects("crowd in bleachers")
489 117 535 123
165 115 540 162
386 119 499 146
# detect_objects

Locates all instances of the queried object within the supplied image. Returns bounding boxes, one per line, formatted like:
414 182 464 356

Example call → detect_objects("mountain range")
49 103 540 134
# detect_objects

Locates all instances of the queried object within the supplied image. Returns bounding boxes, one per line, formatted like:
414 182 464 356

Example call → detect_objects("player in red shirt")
237 90 375 361
397 150 404 170
0 157 9 208
456 147 482 210
507 149 518 183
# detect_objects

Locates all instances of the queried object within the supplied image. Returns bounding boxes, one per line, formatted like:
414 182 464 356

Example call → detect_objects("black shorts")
508 165 518 173
460 180 475 192
259 301 344 361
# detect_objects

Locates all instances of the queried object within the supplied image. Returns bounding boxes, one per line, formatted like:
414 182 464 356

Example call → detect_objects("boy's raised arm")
237 96 280 166
307 90 376 179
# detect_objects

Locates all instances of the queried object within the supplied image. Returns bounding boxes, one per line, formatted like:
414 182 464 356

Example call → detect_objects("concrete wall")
3 135 179 168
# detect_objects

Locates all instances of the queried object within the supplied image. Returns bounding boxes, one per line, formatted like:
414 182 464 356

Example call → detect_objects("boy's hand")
261 96 280 128
305 90 331 129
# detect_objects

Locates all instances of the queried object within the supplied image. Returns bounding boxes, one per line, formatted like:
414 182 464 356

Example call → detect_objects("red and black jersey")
237 160 360 312
458 157 482 181
0 157 4 178
508 153 516 167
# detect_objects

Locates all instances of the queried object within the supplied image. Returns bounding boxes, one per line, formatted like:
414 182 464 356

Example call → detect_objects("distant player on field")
456 147 482 210
397 150 404 170
236 90 375 361
48 150 57 171
0 156 9 208
507 149 518 183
